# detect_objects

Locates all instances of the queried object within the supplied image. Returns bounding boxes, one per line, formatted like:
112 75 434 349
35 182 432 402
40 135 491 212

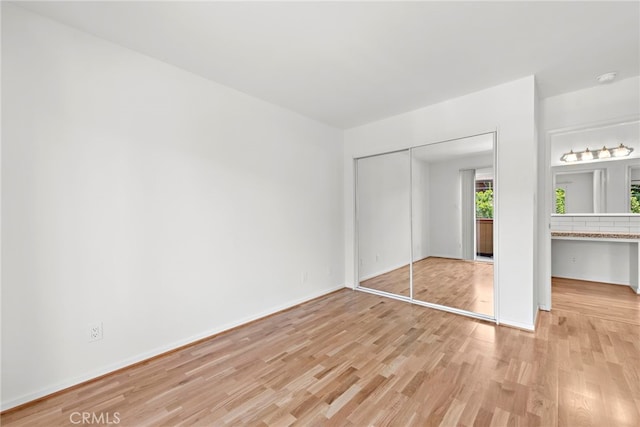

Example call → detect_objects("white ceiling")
14 1 640 129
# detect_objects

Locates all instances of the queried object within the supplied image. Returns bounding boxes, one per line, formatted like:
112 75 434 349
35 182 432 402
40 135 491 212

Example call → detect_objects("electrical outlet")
89 322 103 342
302 272 308 283
571 257 576 263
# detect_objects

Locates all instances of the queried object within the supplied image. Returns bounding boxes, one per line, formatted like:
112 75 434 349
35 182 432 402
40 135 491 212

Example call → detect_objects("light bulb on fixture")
598 146 611 159
581 148 593 161
613 143 632 157
561 150 578 162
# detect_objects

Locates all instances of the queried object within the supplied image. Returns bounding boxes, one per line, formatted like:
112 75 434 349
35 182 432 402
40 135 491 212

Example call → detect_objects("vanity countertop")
551 231 640 240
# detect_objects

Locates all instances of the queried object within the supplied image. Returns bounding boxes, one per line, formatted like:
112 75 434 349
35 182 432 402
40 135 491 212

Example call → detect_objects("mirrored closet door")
411 134 495 318
356 150 411 298
354 133 496 321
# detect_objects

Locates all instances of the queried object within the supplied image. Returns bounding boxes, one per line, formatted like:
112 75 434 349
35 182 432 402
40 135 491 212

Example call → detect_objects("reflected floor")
359 257 493 316
359 264 410 297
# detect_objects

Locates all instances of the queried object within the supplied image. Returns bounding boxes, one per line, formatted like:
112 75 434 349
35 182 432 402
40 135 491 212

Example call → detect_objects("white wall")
427 153 493 259
540 76 640 308
542 77 640 131
411 158 430 261
1 4 344 410
357 152 411 280
344 76 538 330
552 240 633 286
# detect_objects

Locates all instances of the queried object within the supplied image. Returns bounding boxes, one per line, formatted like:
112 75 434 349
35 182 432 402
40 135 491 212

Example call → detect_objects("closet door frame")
353 131 499 324
354 149 413 303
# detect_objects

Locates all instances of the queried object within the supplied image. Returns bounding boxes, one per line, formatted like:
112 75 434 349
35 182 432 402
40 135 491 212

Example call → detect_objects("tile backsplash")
550 215 640 233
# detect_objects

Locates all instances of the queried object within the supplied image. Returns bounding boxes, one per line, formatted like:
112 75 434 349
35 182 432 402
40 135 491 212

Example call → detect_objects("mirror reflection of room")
551 120 640 214
356 150 411 297
411 134 494 317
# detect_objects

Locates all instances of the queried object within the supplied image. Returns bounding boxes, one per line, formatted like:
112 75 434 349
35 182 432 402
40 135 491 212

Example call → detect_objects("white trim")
411 299 495 323
353 158 359 290
356 286 412 303
500 318 535 332
358 262 410 282
552 274 631 287
0 285 345 411
551 213 640 217
492 129 501 325
408 150 414 301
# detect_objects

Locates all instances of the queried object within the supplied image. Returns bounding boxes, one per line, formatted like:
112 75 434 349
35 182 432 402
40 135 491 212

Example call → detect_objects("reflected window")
555 188 566 214
631 184 640 213
475 179 493 219
631 167 640 214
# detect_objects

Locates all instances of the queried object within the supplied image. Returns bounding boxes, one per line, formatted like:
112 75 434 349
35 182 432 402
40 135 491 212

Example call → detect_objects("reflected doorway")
354 132 496 321
475 168 494 261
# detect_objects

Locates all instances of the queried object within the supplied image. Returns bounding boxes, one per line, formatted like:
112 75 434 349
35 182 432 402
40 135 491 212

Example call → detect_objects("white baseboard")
499 318 535 332
552 274 629 287
359 262 408 282
1 285 345 412
553 274 637 294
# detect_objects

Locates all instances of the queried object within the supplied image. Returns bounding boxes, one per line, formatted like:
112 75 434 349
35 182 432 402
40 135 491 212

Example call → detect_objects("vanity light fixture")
560 144 634 162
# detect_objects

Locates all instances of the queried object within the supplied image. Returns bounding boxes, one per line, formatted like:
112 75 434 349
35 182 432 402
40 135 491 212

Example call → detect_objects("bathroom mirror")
411 133 495 317
551 119 640 214
356 150 411 297
553 169 605 214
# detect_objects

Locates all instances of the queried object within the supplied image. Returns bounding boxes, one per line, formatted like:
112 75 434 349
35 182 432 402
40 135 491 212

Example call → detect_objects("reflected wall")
356 150 411 297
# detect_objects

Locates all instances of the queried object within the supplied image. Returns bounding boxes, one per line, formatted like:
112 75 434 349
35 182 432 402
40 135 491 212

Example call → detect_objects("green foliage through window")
476 189 493 219
631 184 640 214
555 188 566 214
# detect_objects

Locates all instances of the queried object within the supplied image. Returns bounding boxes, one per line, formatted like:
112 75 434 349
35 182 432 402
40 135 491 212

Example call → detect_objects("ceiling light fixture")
560 144 634 163
596 71 617 84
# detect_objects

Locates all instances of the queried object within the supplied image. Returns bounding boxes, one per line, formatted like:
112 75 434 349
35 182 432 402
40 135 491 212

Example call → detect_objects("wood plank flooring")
360 257 494 316
2 284 639 426
552 277 640 326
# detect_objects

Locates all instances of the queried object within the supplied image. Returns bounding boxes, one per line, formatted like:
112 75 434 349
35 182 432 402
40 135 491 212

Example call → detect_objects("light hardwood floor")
360 257 494 316
552 277 640 326
2 284 639 426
